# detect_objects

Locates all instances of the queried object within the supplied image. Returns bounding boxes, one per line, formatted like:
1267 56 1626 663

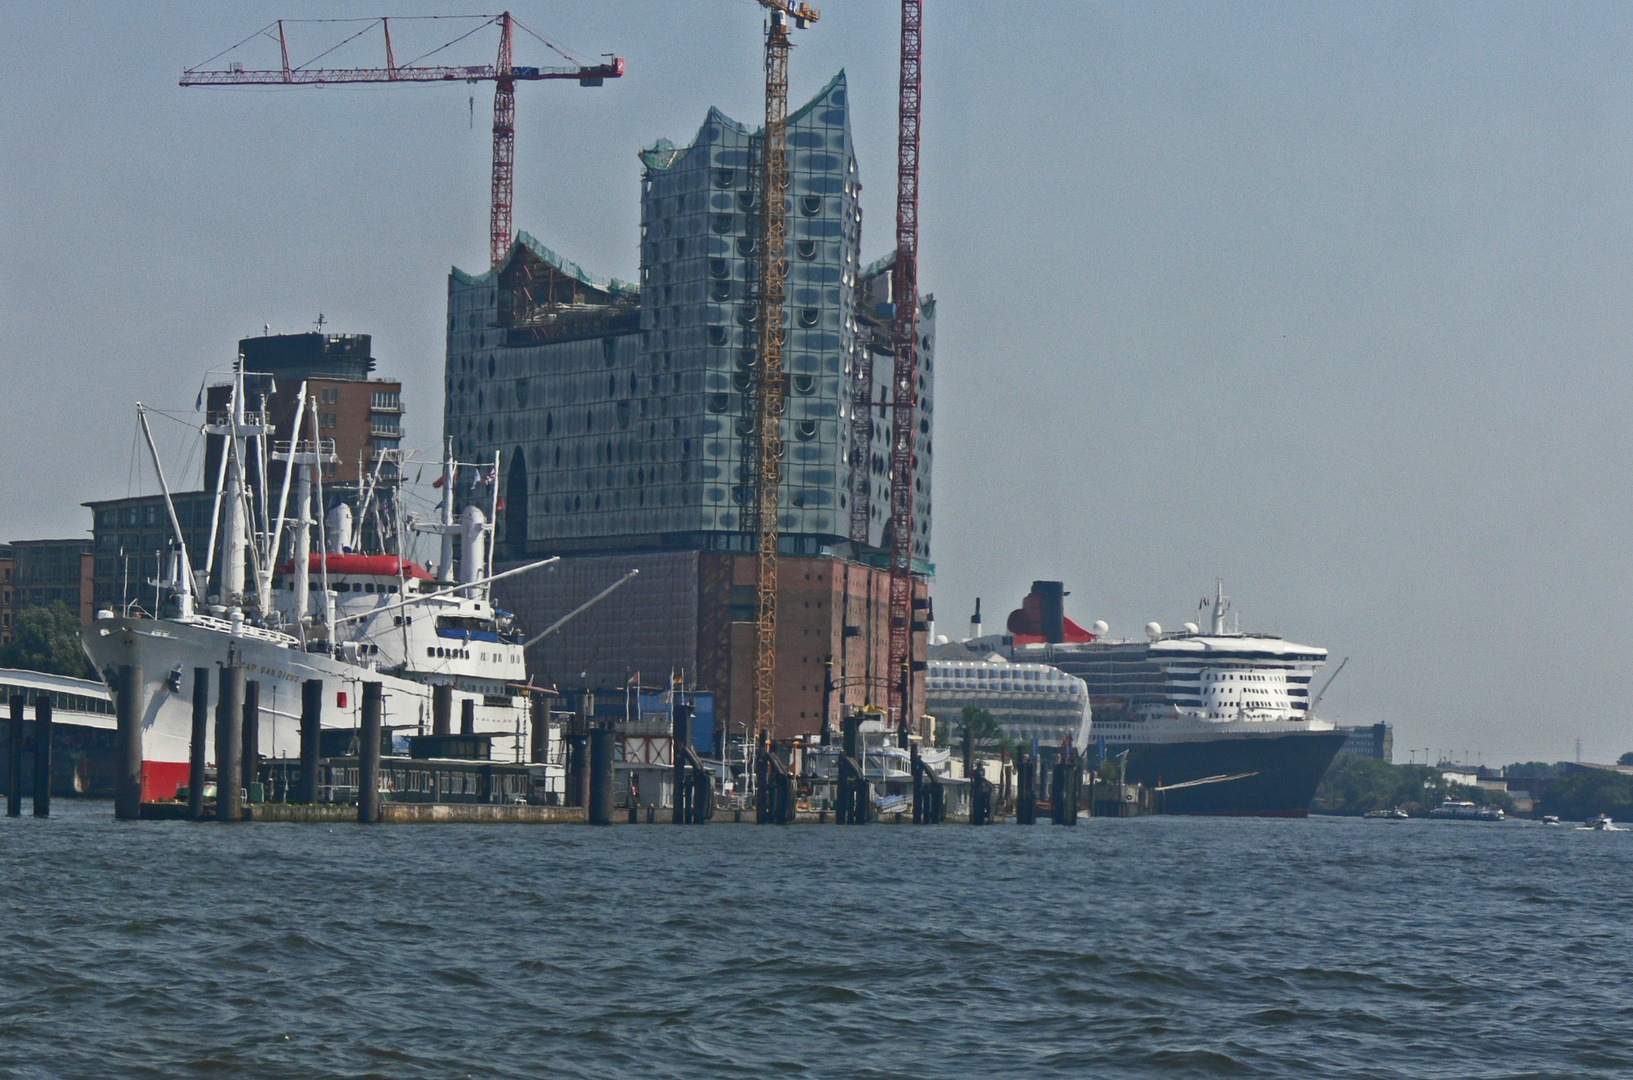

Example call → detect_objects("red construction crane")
886 0 923 733
181 13 623 267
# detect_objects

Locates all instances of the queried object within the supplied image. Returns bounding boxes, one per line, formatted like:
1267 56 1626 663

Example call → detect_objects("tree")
957 705 1001 749
0 603 95 679
1311 755 1457 816
1540 769 1633 821
1618 752 1633 767
1506 761 1563 778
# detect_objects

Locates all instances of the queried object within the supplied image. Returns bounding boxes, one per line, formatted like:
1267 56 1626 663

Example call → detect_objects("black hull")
1118 730 1348 816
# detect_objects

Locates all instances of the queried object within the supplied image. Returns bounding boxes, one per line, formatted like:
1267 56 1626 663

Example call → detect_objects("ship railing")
179 613 301 648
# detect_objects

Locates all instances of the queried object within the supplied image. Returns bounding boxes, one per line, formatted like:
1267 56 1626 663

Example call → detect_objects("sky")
3 1 1631 765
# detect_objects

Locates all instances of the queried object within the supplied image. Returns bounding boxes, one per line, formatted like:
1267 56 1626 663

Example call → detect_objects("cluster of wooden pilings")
3 694 53 818
106 661 620 825
104 660 344 823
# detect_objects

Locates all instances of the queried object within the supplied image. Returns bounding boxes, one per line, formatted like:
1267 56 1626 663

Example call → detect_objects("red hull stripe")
143 760 192 802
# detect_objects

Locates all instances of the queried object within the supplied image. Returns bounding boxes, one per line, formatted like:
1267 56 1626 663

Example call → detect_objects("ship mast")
270 389 337 640
1211 579 1230 636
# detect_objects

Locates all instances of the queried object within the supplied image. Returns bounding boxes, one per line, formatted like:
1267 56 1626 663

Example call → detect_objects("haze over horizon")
4 1 1630 765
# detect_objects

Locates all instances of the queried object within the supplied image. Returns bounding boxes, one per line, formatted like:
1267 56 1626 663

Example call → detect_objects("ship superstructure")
941 581 1347 815
924 655 1090 750
79 371 574 800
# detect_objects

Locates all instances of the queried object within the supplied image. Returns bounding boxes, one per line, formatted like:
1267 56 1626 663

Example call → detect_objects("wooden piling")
189 668 209 820
299 679 322 803
588 725 614 825
672 703 689 825
6 694 22 818
32 694 52 817
115 664 144 821
432 682 452 736
1016 754 1036 825
241 680 260 802
216 664 244 822
358 681 383 824
530 691 549 764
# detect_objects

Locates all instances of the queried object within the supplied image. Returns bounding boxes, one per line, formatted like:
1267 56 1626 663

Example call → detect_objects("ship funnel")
970 597 982 639
325 503 353 555
459 505 489 585
1031 581 1065 644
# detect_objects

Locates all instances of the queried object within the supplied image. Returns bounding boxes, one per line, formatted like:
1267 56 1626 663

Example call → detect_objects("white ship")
940 582 1347 816
79 374 582 801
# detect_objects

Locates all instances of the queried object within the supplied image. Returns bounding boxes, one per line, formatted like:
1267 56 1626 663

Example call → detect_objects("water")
2 806 1630 1079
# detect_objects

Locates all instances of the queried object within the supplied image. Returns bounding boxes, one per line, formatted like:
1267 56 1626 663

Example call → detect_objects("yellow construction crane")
749 0 820 746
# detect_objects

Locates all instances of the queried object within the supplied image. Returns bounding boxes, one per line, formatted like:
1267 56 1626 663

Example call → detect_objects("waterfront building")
443 72 937 737
84 492 216 614
1334 722 1393 763
207 331 405 488
0 545 13 644
6 539 94 624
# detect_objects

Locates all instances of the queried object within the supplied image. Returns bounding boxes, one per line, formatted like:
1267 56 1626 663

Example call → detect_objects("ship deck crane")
747 0 820 745
180 13 623 267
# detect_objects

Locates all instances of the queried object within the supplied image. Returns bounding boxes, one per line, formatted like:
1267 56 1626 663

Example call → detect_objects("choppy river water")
2 804 1629 1079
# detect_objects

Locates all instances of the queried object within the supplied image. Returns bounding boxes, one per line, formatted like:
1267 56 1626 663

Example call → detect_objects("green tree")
956 705 1001 749
1506 761 1563 778
0 603 94 679
1540 769 1633 821
1618 752 1633 767
1311 755 1454 816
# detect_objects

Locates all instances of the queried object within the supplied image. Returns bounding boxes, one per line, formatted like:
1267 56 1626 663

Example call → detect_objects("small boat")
1583 814 1615 831
1364 807 1409 819
1542 815 1561 825
1428 798 1504 821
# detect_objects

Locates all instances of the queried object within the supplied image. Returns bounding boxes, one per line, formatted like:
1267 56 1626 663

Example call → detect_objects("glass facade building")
444 72 934 564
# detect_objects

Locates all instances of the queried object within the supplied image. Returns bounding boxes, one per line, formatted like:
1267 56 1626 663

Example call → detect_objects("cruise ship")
941 581 1347 816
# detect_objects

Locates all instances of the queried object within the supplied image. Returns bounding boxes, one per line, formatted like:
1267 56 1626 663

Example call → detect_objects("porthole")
801 195 823 216
791 374 815 395
799 308 820 327
796 240 817 260
795 420 818 441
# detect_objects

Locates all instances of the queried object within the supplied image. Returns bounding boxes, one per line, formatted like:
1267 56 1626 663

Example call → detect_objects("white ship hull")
82 614 532 801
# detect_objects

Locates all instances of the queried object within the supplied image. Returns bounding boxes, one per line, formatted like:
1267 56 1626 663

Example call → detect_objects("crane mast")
887 0 924 732
490 14 517 268
747 1 819 744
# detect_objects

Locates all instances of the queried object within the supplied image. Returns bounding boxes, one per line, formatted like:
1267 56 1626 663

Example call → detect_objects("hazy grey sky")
4 2 1631 764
